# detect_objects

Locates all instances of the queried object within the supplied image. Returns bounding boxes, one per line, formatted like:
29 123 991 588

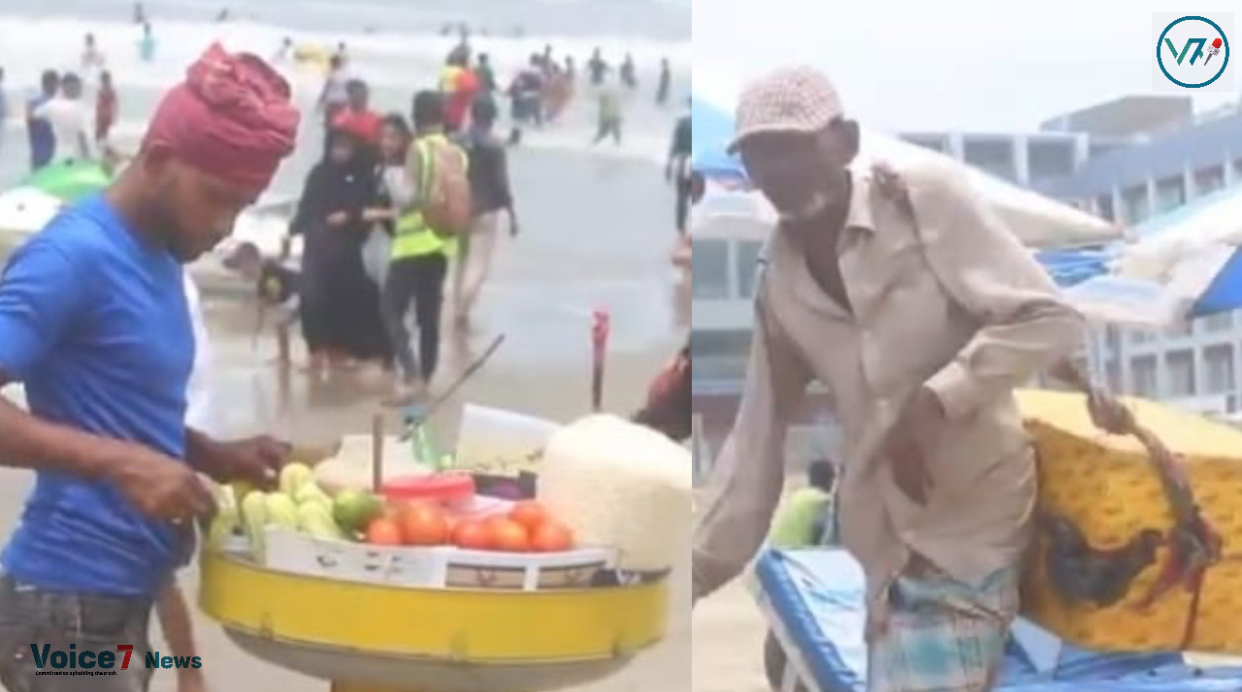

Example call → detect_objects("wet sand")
692 580 770 692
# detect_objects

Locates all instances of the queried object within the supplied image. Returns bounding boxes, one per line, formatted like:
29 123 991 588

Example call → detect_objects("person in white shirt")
81 32 107 76
316 55 350 151
33 72 91 163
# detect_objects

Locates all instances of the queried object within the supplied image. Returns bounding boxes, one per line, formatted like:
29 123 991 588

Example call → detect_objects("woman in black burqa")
291 126 393 371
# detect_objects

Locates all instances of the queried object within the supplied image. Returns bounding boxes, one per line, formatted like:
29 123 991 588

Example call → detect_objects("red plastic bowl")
381 473 476 505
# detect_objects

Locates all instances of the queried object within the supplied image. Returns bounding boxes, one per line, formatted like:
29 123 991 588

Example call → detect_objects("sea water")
0 0 691 190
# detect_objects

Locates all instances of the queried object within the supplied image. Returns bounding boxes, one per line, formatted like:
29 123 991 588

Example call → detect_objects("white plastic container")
261 527 616 591
537 414 693 573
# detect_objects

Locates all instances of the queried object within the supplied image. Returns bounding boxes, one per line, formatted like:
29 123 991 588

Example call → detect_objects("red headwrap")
144 43 300 195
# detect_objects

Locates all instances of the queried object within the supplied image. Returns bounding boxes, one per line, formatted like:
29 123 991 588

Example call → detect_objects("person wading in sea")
692 66 1084 692
453 97 518 326
0 44 298 691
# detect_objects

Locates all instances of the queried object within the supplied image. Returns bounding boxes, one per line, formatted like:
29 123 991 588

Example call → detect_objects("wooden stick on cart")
371 413 385 494
591 310 610 412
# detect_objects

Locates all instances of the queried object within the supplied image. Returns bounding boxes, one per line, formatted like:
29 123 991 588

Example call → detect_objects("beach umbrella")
1112 185 1242 285
1036 247 1118 288
0 162 112 237
1062 186 1242 328
0 160 111 236
0 187 65 236
24 161 111 203
691 98 746 183
689 70 1125 250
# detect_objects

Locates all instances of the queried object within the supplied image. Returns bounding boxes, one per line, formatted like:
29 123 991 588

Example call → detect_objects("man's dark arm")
184 427 288 487
0 372 126 477
184 428 221 469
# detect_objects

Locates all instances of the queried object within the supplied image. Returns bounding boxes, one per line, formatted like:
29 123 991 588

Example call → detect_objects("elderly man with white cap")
692 66 1085 691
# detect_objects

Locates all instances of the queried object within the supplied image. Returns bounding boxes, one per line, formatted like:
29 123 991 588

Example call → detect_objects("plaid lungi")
867 559 1018 692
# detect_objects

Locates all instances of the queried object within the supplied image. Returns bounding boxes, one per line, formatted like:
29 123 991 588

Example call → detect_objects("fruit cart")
199 334 687 692
199 546 669 692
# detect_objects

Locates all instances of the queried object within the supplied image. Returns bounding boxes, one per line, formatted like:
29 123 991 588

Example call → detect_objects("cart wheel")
763 630 808 692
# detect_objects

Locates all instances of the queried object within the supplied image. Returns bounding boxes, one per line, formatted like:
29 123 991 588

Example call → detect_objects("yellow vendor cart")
200 549 669 692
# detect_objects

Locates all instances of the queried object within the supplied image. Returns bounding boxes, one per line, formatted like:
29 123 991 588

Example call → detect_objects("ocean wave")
81 111 672 168
0 15 690 93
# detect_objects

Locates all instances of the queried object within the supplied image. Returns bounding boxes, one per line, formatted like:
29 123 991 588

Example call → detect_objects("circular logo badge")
1157 16 1230 88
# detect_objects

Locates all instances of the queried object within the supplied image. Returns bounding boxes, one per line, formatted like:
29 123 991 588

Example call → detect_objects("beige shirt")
692 161 1085 612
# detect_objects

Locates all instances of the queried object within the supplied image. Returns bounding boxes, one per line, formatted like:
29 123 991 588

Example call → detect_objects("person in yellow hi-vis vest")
382 90 470 403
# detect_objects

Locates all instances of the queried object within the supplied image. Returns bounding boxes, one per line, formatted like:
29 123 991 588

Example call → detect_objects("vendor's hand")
1086 389 1133 435
362 208 393 223
326 211 349 227
192 435 291 489
882 388 943 505
108 442 215 522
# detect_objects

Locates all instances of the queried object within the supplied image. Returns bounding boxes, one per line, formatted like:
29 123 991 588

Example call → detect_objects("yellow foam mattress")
1017 389 1242 654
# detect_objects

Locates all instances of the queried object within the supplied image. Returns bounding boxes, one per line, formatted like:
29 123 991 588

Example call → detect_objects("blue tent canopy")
1036 248 1116 288
691 98 747 181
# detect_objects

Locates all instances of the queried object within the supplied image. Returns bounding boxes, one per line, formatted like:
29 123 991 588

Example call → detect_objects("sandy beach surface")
692 579 770 692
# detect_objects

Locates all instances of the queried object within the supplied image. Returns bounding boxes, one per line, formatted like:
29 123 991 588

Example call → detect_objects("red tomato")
487 518 530 553
452 520 492 550
483 514 511 531
366 518 402 546
508 501 548 532
530 521 575 553
400 504 449 546
382 505 402 522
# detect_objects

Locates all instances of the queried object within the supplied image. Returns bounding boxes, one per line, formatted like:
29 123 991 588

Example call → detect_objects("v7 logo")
1165 37 1210 65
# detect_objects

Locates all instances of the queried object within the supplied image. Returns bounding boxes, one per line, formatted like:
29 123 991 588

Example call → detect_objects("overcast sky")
694 1 1241 132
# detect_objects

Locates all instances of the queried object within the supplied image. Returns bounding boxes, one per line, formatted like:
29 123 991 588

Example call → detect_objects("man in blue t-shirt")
26 69 59 172
0 45 299 692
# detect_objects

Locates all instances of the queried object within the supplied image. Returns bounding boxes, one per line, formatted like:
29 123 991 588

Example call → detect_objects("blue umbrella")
691 97 747 182
1036 248 1117 288
1034 186 1242 292
1062 186 1242 326
1195 250 1242 316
